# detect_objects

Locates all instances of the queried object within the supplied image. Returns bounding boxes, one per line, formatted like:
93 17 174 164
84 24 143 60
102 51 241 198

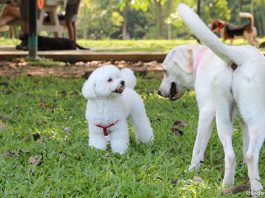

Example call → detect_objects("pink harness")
193 48 207 75
96 120 119 136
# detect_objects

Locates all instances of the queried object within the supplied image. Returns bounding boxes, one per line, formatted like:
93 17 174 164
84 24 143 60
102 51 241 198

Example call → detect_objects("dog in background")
17 34 90 51
209 12 258 46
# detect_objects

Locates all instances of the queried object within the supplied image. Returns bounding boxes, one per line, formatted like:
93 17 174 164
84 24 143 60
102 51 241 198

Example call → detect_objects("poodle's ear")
82 78 96 99
171 48 193 74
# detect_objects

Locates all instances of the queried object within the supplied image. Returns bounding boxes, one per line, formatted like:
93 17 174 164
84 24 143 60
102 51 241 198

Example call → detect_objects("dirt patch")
0 60 163 78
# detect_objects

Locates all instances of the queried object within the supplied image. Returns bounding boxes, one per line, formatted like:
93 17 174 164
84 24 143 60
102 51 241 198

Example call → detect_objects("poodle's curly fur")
82 65 154 154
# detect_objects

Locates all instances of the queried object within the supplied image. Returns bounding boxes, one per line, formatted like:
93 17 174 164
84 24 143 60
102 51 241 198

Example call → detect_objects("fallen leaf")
171 126 183 136
172 120 187 128
1 114 8 123
58 90 67 97
22 134 32 141
3 150 16 157
0 124 6 130
18 62 28 67
29 155 42 166
171 179 178 185
193 176 205 184
171 120 187 136
223 182 250 195
62 127 72 134
75 61 85 66
23 133 41 142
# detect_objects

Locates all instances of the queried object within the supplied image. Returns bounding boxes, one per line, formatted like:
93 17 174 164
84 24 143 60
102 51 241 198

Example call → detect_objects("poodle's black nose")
157 90 162 96
121 80 125 86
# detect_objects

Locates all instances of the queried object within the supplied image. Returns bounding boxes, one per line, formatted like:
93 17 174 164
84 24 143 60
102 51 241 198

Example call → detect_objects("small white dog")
178 3 265 193
82 65 154 154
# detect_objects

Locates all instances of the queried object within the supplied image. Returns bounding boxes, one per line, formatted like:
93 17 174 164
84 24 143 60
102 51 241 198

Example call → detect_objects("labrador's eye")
163 69 167 75
107 78 112 82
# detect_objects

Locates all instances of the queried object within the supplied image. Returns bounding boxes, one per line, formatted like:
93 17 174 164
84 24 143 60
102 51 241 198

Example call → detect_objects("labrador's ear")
171 48 193 74
82 77 96 99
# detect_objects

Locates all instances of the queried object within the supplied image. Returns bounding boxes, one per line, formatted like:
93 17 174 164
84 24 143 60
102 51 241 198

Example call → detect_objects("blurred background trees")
77 0 265 39
0 0 263 39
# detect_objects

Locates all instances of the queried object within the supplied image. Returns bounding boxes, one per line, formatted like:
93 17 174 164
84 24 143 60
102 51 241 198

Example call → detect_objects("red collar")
95 120 119 136
217 22 225 32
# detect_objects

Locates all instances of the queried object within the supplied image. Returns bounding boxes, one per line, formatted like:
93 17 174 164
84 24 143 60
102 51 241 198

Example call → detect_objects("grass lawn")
1 73 264 197
1 37 264 52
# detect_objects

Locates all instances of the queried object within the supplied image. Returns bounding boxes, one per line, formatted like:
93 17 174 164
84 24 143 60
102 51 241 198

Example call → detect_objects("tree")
254 0 265 36
121 0 129 39
201 0 231 22
119 0 150 39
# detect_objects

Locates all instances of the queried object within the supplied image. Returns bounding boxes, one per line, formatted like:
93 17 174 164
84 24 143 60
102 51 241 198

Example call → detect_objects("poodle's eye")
107 78 113 82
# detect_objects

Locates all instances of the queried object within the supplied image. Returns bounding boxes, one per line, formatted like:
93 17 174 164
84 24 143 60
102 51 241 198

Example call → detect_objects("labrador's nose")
120 80 125 86
157 90 162 96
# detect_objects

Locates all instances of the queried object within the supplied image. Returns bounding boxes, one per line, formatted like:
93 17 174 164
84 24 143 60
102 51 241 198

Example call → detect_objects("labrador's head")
158 46 195 101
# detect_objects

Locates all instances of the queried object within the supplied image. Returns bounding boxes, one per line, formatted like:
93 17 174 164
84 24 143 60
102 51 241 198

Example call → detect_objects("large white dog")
158 44 235 185
178 3 265 194
82 65 154 154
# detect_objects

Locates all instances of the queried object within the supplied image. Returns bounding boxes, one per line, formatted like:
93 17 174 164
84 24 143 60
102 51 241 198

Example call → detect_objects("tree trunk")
166 0 172 39
122 0 129 40
197 0 201 16
83 29 87 39
238 0 243 23
155 0 163 39
238 0 243 11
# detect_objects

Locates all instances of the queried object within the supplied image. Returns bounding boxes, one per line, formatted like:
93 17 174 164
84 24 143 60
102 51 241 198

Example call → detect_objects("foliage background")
0 0 263 40
76 0 265 39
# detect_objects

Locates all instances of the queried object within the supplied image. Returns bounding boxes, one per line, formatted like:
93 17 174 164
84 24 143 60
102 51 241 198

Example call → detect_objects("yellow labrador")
158 44 236 186
178 3 265 194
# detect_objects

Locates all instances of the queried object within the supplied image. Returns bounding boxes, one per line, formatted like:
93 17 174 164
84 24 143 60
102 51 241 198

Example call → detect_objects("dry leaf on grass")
193 176 205 184
29 155 42 166
171 120 187 136
0 60 163 78
223 182 250 195
171 127 183 136
0 124 6 130
1 114 8 123
62 127 72 134
173 120 187 128
3 150 16 157
170 179 178 185
22 133 41 142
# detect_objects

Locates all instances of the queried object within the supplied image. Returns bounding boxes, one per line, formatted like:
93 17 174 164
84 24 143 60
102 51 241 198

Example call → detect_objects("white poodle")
82 65 154 154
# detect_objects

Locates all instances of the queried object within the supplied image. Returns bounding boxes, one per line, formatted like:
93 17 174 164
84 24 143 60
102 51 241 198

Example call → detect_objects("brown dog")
209 12 258 46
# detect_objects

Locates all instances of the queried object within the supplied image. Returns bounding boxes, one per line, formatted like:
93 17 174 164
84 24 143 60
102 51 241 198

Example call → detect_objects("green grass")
0 37 20 46
1 37 264 52
78 39 197 52
1 74 264 197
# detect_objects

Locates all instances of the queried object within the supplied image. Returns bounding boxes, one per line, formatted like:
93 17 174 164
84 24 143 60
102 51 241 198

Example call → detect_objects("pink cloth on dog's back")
194 48 207 76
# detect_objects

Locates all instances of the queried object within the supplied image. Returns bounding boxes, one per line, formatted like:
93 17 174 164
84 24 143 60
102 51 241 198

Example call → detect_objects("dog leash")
95 120 119 136
193 48 207 76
